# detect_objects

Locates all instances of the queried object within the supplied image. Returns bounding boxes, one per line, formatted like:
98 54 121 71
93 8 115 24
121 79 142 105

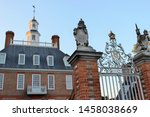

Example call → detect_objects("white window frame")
66 75 73 90
33 55 40 65
32 74 41 88
17 74 25 90
47 55 54 66
18 54 25 65
48 75 55 90
63 56 71 67
0 53 6 64
0 73 4 90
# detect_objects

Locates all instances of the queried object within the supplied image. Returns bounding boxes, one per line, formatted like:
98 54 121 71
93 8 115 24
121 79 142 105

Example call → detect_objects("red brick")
0 70 72 100
72 59 101 100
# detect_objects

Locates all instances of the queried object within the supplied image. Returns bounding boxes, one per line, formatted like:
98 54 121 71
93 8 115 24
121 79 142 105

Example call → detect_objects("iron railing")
27 86 47 95
99 68 144 100
10 40 53 48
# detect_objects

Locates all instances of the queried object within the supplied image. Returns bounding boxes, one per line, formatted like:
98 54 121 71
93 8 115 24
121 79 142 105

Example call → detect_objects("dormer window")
33 55 40 65
0 53 6 64
47 55 54 66
63 56 71 67
18 54 25 65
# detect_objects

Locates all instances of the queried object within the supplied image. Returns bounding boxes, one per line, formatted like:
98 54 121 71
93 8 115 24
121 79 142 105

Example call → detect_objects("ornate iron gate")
99 32 144 100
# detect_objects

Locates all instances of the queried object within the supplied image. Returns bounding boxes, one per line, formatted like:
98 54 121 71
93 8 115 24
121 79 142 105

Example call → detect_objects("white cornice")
0 68 73 73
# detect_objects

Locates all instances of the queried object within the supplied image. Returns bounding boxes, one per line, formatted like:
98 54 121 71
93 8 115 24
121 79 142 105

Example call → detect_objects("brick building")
1 13 149 100
0 17 73 100
0 14 102 100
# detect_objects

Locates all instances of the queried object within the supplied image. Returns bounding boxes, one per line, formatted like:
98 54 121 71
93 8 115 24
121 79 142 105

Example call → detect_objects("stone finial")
73 19 89 47
73 19 96 52
77 19 86 29
134 24 150 52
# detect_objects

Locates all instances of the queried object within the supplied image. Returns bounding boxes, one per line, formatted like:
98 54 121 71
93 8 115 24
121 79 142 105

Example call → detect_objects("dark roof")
0 45 72 70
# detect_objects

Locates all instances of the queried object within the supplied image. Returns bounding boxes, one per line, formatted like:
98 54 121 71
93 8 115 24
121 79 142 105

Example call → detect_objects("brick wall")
133 52 150 100
139 63 150 99
73 59 101 100
0 70 72 100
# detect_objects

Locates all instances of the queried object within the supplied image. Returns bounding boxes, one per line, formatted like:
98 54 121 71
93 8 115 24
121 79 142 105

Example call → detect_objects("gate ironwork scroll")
99 31 144 100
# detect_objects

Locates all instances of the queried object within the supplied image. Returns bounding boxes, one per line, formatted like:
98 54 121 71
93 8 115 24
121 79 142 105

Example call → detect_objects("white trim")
0 53 6 64
33 55 40 65
66 75 73 90
0 73 4 90
0 67 73 73
18 54 25 65
10 42 52 48
0 68 73 73
63 56 71 67
17 74 25 90
32 74 41 88
48 74 55 90
47 55 54 66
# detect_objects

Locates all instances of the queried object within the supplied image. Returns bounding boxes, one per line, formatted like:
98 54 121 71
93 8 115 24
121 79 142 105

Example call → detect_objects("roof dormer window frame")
63 56 71 67
33 55 40 65
0 53 6 64
18 54 25 65
47 55 54 66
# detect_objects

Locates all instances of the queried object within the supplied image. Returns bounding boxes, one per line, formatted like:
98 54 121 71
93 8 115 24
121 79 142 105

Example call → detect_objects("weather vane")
33 5 35 19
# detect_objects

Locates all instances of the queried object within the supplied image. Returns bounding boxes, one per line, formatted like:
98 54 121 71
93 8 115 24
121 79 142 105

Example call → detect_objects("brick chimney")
5 31 14 48
51 35 60 49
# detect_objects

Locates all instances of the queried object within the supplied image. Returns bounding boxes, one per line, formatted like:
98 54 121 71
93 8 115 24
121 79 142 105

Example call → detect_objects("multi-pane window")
47 55 54 66
66 75 73 90
33 55 40 65
32 35 36 40
18 54 25 65
0 74 4 90
32 74 41 88
17 74 24 90
48 75 55 90
0 53 6 64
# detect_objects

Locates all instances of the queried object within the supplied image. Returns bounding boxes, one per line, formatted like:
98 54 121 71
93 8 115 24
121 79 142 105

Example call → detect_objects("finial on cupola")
33 5 36 19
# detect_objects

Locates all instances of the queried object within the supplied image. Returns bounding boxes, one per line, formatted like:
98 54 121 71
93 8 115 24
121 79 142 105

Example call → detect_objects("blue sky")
0 0 150 55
